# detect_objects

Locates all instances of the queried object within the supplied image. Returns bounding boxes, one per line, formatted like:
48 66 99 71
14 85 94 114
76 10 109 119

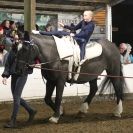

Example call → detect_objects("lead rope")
28 55 73 67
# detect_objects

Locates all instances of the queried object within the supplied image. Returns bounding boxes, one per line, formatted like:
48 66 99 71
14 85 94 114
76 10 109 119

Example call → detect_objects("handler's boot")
4 118 16 128
27 109 37 123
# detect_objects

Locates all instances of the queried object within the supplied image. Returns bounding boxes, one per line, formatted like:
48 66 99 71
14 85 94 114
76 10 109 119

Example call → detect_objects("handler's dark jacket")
64 20 95 42
2 47 33 78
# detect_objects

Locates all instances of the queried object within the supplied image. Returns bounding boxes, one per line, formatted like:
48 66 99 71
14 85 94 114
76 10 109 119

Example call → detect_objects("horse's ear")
24 31 30 41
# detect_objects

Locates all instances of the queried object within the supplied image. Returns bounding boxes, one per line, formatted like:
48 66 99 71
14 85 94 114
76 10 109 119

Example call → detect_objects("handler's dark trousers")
11 74 34 121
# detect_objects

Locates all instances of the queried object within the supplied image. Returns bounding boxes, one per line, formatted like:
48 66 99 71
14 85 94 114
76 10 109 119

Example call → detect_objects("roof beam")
65 0 109 3
37 3 94 11
0 8 64 15
109 0 125 6
0 1 95 11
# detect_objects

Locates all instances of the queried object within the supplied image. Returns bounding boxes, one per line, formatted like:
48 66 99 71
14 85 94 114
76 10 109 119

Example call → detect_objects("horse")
15 31 125 123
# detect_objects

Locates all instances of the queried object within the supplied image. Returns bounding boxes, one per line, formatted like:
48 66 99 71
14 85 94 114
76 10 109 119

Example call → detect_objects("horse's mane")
30 33 53 40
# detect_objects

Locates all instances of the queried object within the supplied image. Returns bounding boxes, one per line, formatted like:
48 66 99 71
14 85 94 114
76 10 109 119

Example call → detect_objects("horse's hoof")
4 122 17 128
49 117 59 124
76 111 86 118
113 113 121 118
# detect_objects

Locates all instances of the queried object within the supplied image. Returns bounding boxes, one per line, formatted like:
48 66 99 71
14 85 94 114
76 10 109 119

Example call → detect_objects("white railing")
0 64 133 101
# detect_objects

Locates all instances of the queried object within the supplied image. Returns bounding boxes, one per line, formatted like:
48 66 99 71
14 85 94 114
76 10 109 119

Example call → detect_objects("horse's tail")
98 76 112 96
119 65 128 99
99 64 127 100
42 75 46 85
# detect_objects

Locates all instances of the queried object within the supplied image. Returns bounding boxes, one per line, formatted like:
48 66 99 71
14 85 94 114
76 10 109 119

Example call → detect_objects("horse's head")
15 31 38 74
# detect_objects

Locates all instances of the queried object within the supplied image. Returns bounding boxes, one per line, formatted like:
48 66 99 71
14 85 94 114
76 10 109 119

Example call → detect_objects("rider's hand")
2 77 7 85
58 22 64 27
70 33 75 37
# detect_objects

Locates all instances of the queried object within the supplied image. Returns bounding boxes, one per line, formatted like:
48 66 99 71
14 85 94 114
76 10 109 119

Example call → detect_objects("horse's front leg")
44 80 56 112
49 79 65 123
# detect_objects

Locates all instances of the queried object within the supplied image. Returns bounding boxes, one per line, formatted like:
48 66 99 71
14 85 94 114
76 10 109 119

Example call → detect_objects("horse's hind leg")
110 78 123 117
44 80 56 112
79 78 98 114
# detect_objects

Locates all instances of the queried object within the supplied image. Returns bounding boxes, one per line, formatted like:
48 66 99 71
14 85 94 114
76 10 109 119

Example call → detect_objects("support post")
106 4 112 42
24 0 36 33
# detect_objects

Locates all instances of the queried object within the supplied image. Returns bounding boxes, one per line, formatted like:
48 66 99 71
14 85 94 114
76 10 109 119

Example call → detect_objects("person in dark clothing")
1 20 11 37
1 20 12 46
2 43 37 128
32 10 95 61
44 23 53 32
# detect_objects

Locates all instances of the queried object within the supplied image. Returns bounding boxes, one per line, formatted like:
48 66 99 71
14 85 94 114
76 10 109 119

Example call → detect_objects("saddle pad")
85 42 102 60
74 42 102 81
53 35 73 59
53 36 80 63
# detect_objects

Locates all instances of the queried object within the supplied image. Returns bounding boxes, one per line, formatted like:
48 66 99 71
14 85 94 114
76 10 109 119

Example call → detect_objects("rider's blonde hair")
84 10 94 17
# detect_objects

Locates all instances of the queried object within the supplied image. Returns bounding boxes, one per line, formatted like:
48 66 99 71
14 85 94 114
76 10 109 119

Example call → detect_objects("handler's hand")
58 22 64 27
2 77 7 85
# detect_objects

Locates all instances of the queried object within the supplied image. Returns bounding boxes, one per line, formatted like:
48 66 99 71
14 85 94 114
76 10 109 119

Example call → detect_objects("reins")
31 65 133 79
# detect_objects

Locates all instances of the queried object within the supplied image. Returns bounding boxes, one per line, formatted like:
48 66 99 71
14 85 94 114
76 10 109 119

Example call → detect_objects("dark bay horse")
16 31 125 123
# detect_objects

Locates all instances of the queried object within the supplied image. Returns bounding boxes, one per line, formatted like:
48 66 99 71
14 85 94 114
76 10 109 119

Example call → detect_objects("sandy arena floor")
0 97 133 133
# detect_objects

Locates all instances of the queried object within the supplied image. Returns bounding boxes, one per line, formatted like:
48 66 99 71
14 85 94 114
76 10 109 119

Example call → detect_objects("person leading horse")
2 42 37 128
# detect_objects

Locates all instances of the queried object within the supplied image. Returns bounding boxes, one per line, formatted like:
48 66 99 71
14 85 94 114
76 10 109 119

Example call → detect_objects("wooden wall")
94 9 106 26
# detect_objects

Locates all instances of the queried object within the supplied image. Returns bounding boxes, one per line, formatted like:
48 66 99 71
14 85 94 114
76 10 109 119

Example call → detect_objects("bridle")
16 40 34 68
